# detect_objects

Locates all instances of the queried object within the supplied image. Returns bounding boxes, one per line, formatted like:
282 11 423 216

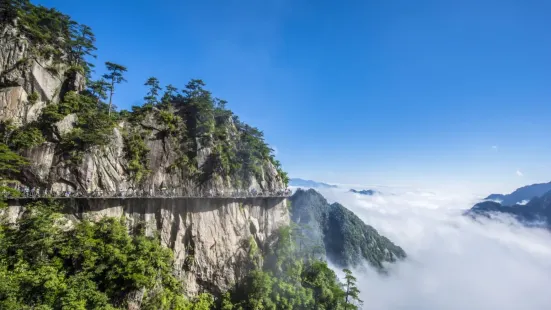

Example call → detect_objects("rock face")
7 197 290 295
1 9 288 299
0 22 84 127
19 116 284 195
289 189 406 269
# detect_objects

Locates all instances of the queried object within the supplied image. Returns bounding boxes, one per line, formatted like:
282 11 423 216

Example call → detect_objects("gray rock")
0 24 84 127
5 197 290 296
54 113 77 137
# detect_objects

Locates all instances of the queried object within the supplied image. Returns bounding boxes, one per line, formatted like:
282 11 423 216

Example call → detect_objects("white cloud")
313 187 551 310
516 170 524 177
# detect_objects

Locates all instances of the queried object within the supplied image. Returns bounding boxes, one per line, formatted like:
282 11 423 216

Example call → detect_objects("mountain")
0 8 286 195
289 188 406 269
483 182 551 206
468 190 551 228
1 0 290 300
289 178 338 188
350 189 379 196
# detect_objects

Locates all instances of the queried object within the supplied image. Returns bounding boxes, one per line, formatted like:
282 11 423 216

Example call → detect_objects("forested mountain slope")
290 189 406 268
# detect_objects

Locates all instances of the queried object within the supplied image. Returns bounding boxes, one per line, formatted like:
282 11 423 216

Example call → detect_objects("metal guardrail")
1 188 292 199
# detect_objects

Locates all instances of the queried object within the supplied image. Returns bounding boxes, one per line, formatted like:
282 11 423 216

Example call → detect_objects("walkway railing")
1 187 292 199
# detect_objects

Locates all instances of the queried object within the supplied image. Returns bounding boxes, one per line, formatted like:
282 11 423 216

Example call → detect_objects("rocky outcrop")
20 117 284 194
1 9 288 300
0 22 84 127
6 197 290 296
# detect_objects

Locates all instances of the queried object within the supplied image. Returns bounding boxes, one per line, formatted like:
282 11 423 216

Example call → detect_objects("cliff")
0 21 84 126
0 5 286 195
5 197 289 296
0 2 289 299
289 189 406 269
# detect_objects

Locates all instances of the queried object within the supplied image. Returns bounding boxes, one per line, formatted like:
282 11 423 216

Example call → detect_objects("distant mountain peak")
468 189 551 228
289 178 338 189
350 189 379 196
483 182 551 206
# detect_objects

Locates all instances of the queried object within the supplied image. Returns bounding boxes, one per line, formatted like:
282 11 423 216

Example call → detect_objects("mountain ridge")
483 182 551 206
289 188 406 269
289 177 338 188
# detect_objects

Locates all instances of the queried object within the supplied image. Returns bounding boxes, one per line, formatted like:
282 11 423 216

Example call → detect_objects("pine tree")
68 22 96 75
0 143 27 177
144 77 161 106
88 79 109 104
343 268 363 310
102 62 127 116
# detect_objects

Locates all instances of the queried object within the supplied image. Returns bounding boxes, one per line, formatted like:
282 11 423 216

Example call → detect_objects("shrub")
8 124 45 150
124 130 150 184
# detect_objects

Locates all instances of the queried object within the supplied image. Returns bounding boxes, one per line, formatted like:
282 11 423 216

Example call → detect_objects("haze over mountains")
483 182 551 206
312 185 551 310
289 178 338 188
469 181 551 229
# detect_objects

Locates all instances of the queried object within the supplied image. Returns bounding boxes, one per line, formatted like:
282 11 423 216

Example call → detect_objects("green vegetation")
1 0 96 75
103 62 127 116
343 269 363 310
223 226 362 310
290 189 407 269
0 201 222 309
1 0 288 188
123 129 151 184
8 124 44 150
0 143 27 181
0 120 44 150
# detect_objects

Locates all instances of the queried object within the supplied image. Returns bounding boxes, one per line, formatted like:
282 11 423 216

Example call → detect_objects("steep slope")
289 188 406 269
483 182 551 206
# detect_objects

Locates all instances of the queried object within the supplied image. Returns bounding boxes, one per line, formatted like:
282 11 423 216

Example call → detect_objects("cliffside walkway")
1 189 292 200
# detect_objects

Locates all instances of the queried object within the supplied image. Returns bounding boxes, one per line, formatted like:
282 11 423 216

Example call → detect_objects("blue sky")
36 0 551 193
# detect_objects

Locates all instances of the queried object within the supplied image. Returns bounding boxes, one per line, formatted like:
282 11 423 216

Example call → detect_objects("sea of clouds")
309 186 551 310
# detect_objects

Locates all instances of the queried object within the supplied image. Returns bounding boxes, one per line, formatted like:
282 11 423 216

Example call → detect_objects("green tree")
8 124 44 150
102 62 128 116
161 84 178 105
0 143 27 177
343 268 362 310
88 79 110 103
68 22 96 75
0 0 27 24
0 201 196 309
144 77 162 106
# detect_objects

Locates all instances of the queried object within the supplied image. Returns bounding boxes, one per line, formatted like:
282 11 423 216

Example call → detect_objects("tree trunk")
108 79 114 116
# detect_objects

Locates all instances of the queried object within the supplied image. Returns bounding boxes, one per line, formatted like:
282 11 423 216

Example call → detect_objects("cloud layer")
314 187 551 310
